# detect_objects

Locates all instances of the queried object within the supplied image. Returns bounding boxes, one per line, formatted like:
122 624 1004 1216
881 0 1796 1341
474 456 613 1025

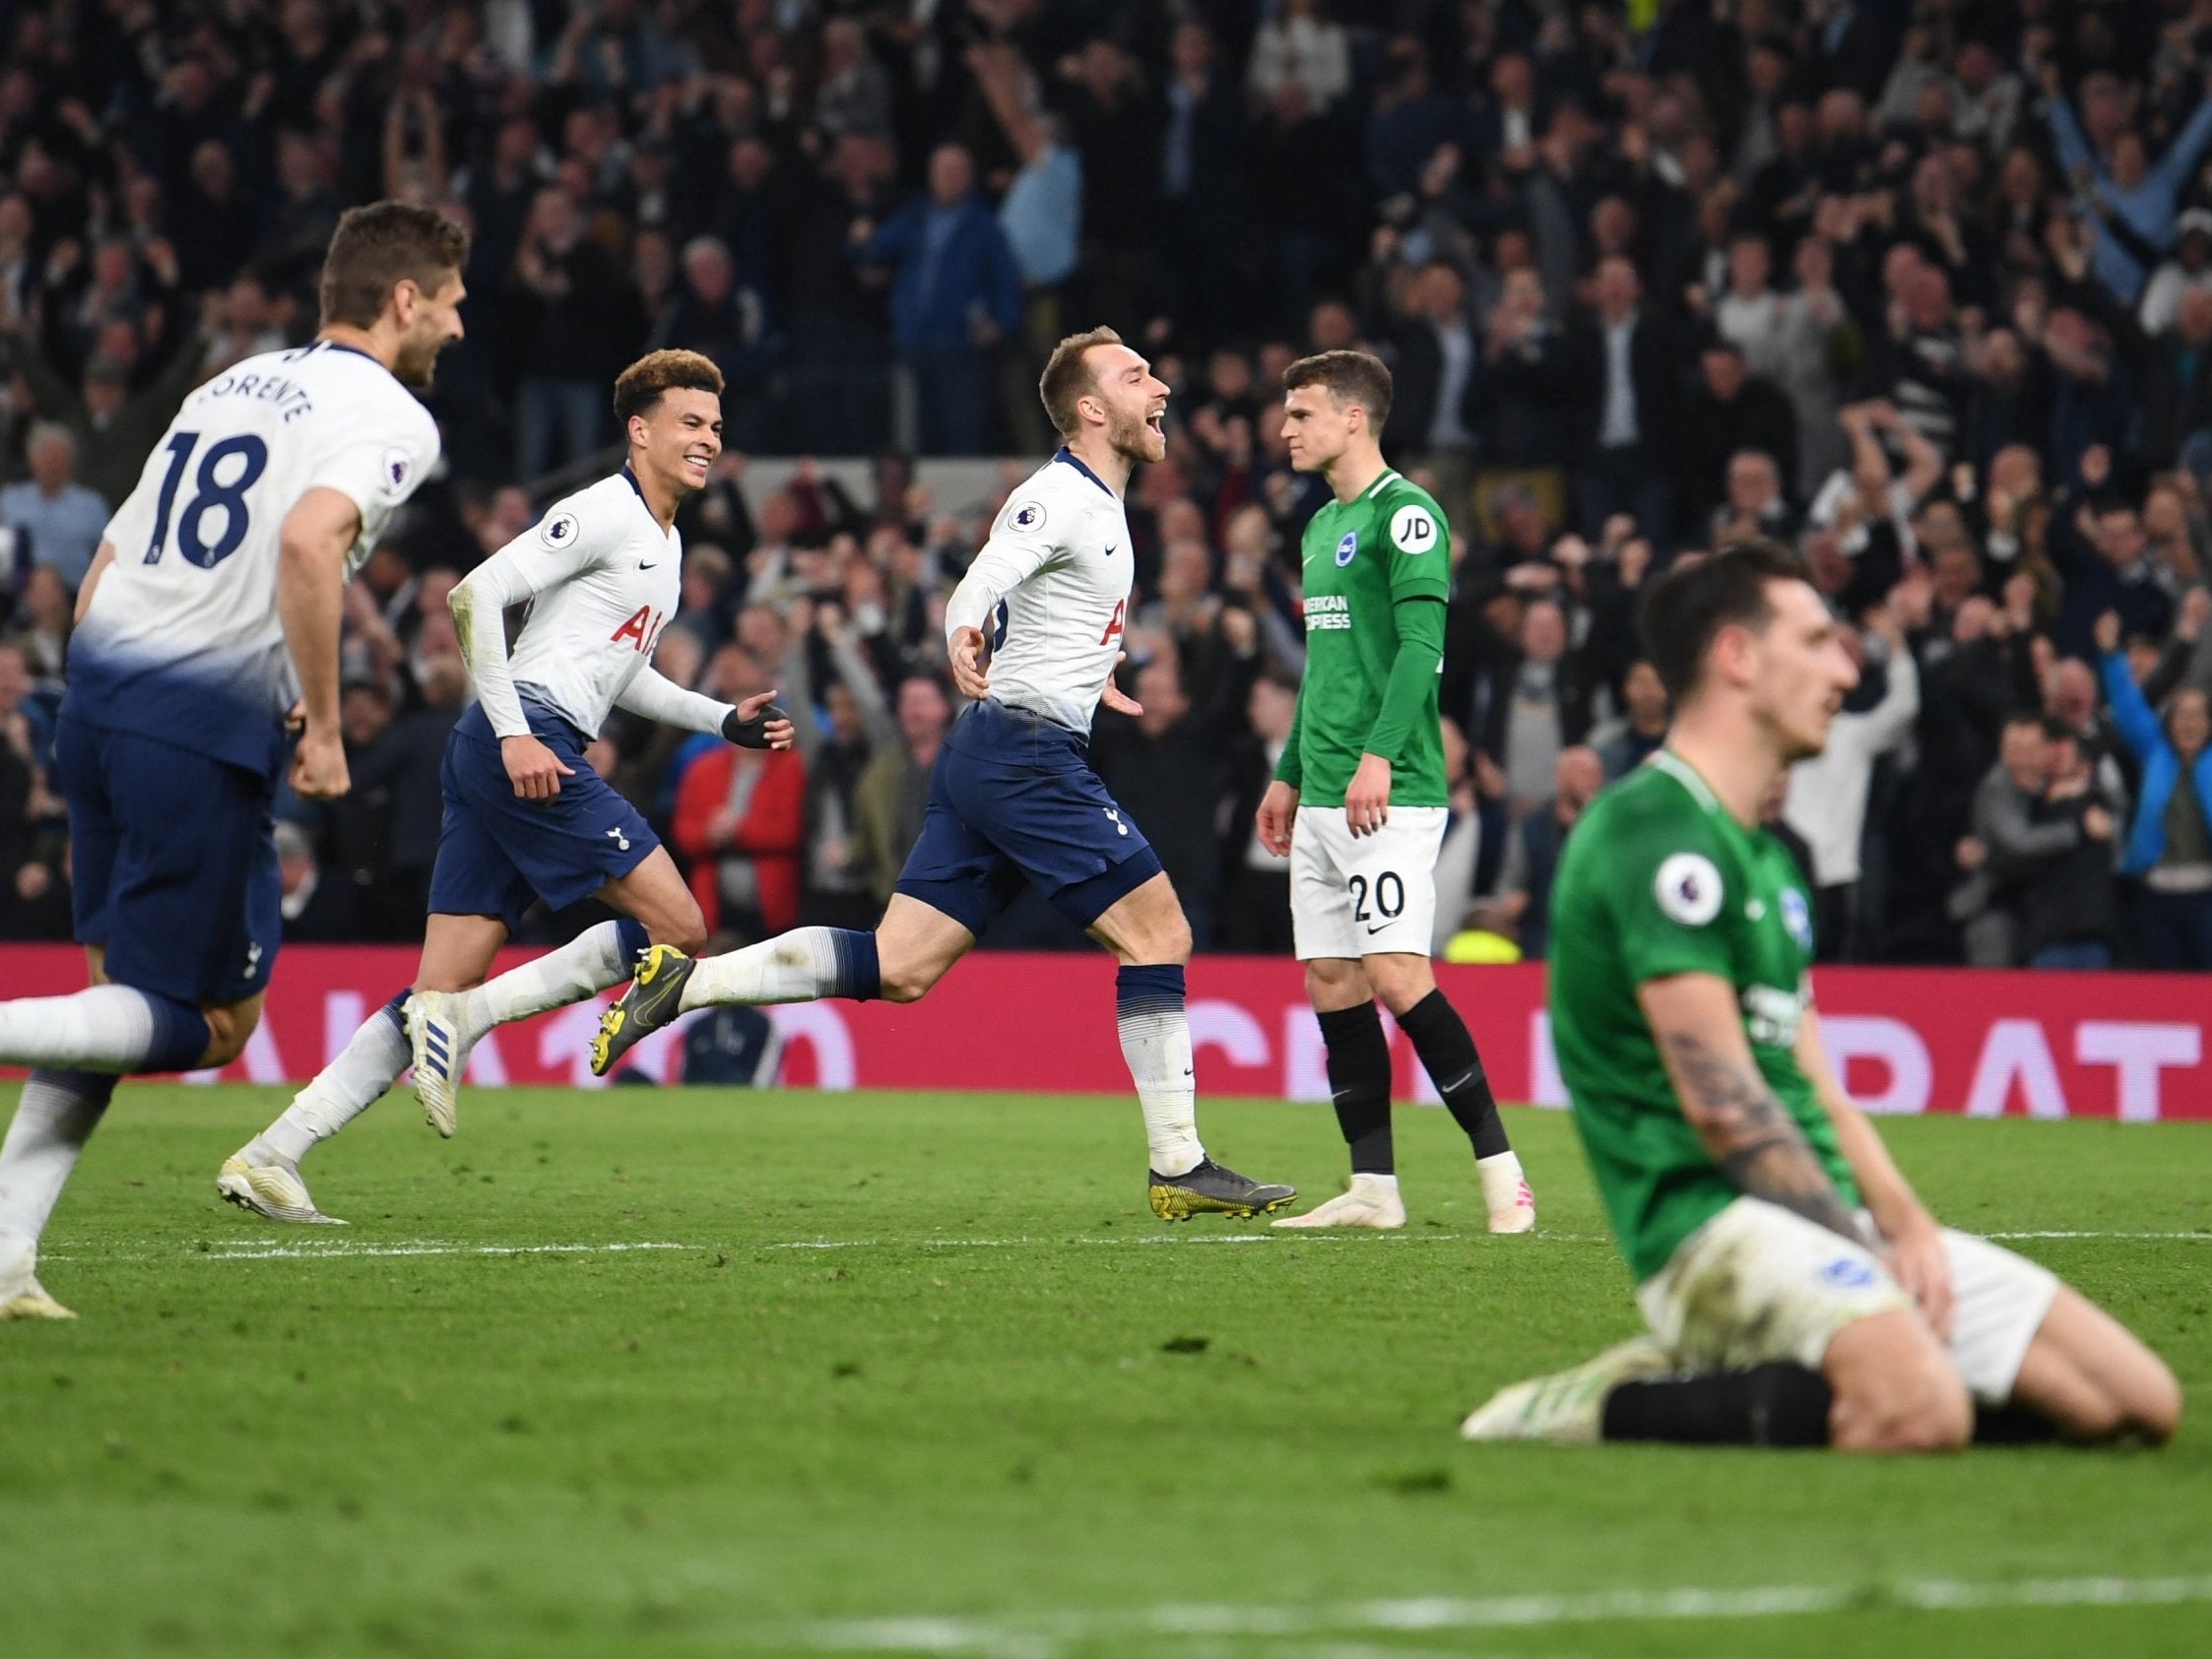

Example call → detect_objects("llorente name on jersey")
1303 594 1353 630
201 369 315 423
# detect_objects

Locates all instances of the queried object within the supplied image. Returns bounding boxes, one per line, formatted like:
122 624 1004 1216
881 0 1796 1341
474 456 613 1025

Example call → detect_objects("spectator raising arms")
0 2 2207 973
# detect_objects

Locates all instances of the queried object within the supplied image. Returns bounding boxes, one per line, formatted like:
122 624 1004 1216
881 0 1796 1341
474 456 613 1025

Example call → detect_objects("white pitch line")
202 1240 702 1261
782 1573 2212 1656
40 1240 704 1263
40 1228 2211 1266
1984 1230 2212 1242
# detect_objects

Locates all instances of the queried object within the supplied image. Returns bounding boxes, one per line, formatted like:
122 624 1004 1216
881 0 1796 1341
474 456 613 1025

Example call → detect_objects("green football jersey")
1547 750 1857 1284
1283 470 1451 807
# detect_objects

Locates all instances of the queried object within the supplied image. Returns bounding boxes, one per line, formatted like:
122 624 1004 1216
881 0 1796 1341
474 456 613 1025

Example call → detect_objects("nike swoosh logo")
1104 544 1119 558
1364 923 1393 935
640 561 660 570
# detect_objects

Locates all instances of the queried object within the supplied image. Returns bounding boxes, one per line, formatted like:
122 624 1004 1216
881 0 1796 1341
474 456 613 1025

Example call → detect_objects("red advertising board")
1 946 2205 1119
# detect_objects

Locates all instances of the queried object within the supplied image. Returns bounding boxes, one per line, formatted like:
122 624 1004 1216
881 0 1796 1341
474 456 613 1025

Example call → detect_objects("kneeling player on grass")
1462 542 2180 1449
219 351 792 1225
1256 351 1533 1234
589 328 1294 1221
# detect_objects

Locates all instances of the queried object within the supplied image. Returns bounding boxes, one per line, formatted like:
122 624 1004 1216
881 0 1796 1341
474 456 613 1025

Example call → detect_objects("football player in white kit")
0 204 467 1317
217 350 793 1226
589 328 1295 1220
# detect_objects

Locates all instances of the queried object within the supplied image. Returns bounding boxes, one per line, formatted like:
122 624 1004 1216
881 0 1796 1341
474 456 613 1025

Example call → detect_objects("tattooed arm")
1639 974 1867 1245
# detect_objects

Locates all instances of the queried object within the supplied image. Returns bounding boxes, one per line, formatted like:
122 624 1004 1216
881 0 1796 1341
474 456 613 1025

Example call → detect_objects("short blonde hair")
613 349 724 425
1038 326 1124 438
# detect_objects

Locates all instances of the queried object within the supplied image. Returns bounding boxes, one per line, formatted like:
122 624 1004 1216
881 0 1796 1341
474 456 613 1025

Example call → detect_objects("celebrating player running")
0 204 467 1317
589 327 1293 1221
219 350 792 1225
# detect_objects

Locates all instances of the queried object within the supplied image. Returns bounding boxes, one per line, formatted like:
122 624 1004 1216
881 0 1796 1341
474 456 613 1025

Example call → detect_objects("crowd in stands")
6 0 2212 971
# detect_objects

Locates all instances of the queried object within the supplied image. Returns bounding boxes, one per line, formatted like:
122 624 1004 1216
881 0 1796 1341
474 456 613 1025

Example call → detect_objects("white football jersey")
948 448 1133 734
451 469 683 739
68 341 439 777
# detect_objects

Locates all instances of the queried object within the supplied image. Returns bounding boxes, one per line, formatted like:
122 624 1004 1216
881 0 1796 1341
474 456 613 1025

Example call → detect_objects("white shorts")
1634 1197 2061 1404
1289 804 1447 961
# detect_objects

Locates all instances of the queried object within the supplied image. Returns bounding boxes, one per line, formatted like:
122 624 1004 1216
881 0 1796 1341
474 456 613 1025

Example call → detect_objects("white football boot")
218 1142 346 1226
0 1237 74 1321
406 989 469 1138
1270 1173 1407 1230
1478 1154 1537 1235
1460 1337 1676 1444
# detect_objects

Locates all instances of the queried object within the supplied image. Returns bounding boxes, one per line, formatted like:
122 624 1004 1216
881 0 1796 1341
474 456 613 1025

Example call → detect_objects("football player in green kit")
1257 351 1534 1233
1463 542 2179 1450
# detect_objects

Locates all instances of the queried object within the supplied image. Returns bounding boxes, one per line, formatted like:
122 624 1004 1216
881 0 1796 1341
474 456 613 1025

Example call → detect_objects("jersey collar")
1652 748 1723 816
1052 446 1115 498
619 463 677 541
309 338 380 365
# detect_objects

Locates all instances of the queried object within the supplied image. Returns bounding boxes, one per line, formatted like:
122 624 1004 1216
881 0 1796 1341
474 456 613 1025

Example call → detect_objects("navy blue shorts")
893 700 1162 936
427 700 660 930
55 715 281 1006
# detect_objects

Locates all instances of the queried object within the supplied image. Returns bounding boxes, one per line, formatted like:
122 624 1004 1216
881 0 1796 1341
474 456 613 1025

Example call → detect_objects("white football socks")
0 1071 118 1255
0 985 206 1072
255 924 650 1164
257 998 411 1164
454 920 641 1042
680 927 861 1009
1116 966 1204 1178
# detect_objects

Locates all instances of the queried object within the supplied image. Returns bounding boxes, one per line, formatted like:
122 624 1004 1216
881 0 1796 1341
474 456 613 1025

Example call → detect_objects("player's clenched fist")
290 725 352 800
1256 779 1298 858
501 733 574 800
725 688 796 750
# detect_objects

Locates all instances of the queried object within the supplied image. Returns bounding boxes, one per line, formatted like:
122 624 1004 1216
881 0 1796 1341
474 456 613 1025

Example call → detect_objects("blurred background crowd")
5 0 2212 970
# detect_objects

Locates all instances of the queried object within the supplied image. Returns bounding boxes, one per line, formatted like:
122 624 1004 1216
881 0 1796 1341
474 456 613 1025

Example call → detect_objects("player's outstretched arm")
276 485 365 799
616 669 794 748
1796 1011 1954 1338
1640 973 1865 1245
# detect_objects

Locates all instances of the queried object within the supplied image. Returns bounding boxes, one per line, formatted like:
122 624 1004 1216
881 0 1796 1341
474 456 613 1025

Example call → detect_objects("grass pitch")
2 1085 2208 1658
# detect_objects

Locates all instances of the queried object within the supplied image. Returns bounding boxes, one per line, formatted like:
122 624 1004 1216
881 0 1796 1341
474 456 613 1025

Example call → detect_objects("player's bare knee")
1904 1380 1974 1452
650 898 708 956
876 948 941 1005
1305 957 1369 1008
1363 955 1435 1015
195 1005 255 1068
1840 1365 1971 1453
1149 910 1194 966
877 966 932 1004
1827 1313 1969 1452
